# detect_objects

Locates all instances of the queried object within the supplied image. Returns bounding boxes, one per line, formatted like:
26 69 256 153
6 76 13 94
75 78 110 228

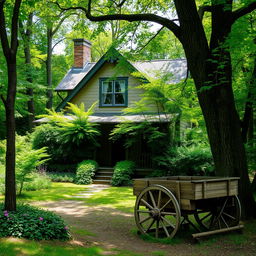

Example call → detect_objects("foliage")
0 165 4 195
47 172 75 183
40 102 100 146
15 136 49 195
33 103 100 165
75 160 98 185
0 140 5 164
111 161 136 186
154 145 214 176
22 172 51 192
46 164 77 173
111 121 167 148
245 139 256 174
32 123 65 163
0 203 70 240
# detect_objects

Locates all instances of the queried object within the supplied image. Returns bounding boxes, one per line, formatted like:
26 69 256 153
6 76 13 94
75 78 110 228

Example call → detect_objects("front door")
111 138 126 166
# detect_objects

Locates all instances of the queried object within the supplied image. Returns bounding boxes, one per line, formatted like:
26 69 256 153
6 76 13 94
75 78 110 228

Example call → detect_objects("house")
55 39 187 170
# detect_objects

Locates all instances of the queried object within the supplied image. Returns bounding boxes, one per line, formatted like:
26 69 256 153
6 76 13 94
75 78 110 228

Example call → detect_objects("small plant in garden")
154 144 214 176
111 161 136 186
0 203 70 240
15 136 49 195
75 160 98 185
22 172 51 192
47 172 76 183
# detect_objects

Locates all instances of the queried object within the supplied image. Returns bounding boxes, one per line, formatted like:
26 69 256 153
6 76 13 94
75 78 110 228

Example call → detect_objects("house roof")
133 59 187 84
35 113 174 124
55 63 95 91
55 47 187 111
56 58 187 91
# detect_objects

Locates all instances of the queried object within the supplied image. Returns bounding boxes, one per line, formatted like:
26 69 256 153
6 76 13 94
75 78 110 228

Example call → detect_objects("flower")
64 226 68 230
4 210 8 217
39 217 44 221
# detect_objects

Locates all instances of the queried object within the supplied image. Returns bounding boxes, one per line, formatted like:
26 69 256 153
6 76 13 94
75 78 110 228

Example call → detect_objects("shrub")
75 160 98 185
155 145 214 176
22 172 51 191
16 136 49 195
0 203 70 240
32 103 100 165
111 161 136 186
47 172 75 183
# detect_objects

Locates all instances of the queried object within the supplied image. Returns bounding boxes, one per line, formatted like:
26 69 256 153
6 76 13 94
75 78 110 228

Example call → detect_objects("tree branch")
55 2 182 40
232 2 256 23
0 94 7 106
198 5 212 21
0 0 10 58
52 37 66 51
11 0 22 52
136 26 164 52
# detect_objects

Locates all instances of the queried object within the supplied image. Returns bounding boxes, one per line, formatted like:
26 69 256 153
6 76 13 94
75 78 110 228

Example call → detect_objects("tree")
19 13 35 132
0 0 22 211
57 0 256 218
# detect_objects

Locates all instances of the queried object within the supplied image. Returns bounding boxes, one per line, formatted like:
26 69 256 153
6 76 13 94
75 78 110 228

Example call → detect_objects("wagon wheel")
134 185 181 239
194 196 241 231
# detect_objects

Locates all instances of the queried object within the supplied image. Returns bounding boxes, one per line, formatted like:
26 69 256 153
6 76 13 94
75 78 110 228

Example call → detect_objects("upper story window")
99 77 128 107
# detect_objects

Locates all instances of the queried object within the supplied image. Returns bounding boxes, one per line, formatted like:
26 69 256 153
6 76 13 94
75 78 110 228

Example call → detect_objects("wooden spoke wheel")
134 185 181 239
194 196 241 231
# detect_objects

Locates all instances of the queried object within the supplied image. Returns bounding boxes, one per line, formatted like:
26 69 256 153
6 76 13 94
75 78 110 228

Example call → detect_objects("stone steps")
93 167 114 184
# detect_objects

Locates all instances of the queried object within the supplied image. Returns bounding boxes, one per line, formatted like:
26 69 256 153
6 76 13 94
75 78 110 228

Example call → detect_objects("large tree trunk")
5 62 17 211
175 0 256 218
46 27 53 109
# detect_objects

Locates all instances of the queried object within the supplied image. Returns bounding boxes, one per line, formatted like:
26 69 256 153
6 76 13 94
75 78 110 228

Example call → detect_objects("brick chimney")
73 39 91 68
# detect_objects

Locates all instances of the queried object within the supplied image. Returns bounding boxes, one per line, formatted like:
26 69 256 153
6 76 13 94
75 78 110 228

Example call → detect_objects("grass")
85 186 135 213
0 183 135 214
0 182 256 255
0 238 143 256
14 183 87 202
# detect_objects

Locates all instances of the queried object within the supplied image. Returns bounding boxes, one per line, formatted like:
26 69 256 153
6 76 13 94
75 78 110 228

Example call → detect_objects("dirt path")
36 188 256 256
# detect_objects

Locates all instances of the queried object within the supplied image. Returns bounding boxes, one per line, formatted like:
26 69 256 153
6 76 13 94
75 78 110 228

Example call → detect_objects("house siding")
70 62 157 113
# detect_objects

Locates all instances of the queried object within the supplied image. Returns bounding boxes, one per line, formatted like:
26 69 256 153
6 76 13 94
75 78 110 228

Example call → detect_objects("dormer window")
99 77 128 107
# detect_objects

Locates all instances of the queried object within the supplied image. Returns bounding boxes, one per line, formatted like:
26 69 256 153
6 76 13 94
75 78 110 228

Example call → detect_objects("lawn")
4 182 136 213
0 182 255 256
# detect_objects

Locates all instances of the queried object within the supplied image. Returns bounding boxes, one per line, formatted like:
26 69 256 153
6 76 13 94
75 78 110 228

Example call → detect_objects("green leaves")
0 203 70 240
75 160 98 185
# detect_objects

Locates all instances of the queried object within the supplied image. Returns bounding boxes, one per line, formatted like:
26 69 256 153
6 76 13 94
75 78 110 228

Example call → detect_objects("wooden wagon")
133 176 243 239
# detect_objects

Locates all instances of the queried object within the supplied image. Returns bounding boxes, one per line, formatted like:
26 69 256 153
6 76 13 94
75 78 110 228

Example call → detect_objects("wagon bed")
133 176 239 210
133 176 242 239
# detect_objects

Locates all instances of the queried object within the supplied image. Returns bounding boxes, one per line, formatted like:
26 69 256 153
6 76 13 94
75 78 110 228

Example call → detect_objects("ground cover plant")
47 172 75 183
0 203 70 240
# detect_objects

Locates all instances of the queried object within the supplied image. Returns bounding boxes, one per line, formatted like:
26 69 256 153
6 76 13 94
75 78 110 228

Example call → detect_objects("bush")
75 160 98 185
16 135 49 195
47 172 75 183
0 203 70 240
22 172 51 191
155 145 214 176
32 103 100 165
111 161 136 186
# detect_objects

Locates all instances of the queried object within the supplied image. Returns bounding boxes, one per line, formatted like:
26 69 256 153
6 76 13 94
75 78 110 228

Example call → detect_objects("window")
100 78 128 107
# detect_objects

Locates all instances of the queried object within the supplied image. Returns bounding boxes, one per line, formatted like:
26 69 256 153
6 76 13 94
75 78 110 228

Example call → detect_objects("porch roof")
35 113 174 124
